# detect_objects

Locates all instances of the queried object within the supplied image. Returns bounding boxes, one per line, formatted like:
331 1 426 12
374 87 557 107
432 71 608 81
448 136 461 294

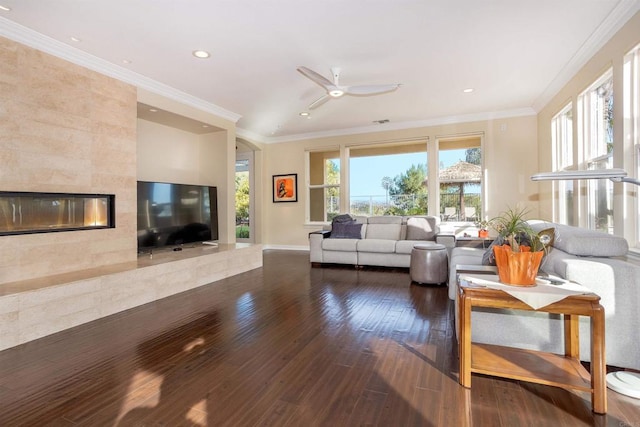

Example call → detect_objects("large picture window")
349 142 427 216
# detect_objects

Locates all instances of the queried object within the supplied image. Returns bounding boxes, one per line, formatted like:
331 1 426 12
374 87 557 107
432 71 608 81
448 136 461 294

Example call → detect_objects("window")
437 136 482 223
624 43 640 248
551 103 575 225
307 150 340 222
349 142 427 216
578 69 614 232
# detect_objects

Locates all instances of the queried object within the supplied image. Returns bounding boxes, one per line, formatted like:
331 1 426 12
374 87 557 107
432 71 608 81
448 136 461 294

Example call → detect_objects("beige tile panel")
27 102 94 133
0 38 18 84
0 294 18 315
17 121 94 156
0 311 19 349
91 120 137 140
90 174 136 194
155 268 198 300
92 135 137 160
18 277 101 309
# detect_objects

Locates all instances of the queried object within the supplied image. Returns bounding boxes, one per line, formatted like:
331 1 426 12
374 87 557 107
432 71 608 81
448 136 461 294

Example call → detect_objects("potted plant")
489 207 553 286
475 219 492 238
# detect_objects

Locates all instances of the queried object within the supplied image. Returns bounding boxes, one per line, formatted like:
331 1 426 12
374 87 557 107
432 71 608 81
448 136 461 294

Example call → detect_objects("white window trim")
305 147 342 225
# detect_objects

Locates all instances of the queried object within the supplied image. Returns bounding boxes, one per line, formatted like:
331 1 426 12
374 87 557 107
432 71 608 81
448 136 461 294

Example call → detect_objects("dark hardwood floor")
1 250 639 426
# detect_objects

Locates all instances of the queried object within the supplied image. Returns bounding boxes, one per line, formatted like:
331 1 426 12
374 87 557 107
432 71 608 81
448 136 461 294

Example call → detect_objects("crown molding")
0 17 242 123
245 107 536 144
532 0 640 112
235 127 267 145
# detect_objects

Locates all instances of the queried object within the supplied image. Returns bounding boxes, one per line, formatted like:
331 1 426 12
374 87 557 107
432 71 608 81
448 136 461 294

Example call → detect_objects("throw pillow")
537 227 555 248
330 222 362 239
332 214 355 224
482 236 504 265
406 217 437 240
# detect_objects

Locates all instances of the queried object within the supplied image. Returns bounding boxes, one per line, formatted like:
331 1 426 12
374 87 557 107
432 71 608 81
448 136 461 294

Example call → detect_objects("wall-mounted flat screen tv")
137 181 218 251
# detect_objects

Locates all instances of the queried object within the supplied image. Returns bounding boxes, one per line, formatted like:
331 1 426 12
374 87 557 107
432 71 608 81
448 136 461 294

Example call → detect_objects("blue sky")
349 151 463 196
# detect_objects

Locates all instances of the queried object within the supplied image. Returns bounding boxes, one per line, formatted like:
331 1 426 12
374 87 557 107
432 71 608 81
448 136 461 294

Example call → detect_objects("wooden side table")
457 281 607 414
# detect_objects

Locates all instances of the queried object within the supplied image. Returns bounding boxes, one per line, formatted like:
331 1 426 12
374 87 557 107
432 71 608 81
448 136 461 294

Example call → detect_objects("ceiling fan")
297 66 400 110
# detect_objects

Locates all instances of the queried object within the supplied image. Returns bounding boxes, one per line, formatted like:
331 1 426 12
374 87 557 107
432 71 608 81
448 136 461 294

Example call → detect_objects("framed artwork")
273 173 298 203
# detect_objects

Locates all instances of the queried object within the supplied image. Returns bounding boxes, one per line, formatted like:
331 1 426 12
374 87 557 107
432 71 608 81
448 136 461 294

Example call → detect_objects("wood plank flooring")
0 250 639 426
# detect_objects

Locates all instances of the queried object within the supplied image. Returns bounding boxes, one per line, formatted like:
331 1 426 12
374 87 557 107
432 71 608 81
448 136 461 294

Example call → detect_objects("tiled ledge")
0 243 263 352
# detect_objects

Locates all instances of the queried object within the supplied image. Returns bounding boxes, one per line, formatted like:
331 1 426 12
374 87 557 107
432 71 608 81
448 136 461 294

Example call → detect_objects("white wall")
137 119 234 242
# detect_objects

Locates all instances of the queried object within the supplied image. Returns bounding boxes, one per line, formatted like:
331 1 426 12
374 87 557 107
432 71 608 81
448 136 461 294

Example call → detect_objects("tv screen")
137 181 218 251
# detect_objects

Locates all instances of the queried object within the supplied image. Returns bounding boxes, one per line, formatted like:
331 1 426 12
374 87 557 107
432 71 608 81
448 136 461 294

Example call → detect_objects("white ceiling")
1 1 639 143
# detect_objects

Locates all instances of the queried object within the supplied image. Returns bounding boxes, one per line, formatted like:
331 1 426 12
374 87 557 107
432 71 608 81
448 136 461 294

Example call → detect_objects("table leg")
458 291 472 387
591 303 606 414
563 314 579 358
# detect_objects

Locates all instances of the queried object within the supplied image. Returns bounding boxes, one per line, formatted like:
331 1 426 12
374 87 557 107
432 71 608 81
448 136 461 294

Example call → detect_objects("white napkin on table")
459 274 592 309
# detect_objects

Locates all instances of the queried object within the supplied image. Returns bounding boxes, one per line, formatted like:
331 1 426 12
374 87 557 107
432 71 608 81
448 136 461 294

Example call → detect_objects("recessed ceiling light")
329 89 344 97
202 124 209 128
192 50 210 59
0 5 11 11
299 112 310 117
463 88 474 93
70 36 81 42
122 59 132 64
149 108 158 113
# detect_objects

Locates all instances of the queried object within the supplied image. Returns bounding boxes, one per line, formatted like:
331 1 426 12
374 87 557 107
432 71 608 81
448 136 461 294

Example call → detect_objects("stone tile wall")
0 36 138 284
0 244 263 350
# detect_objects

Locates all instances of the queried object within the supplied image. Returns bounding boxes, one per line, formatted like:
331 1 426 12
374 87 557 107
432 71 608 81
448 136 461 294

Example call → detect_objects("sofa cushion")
329 222 363 239
406 217 438 240
357 239 397 253
395 240 436 254
529 221 628 257
365 224 402 240
322 238 359 252
367 216 403 225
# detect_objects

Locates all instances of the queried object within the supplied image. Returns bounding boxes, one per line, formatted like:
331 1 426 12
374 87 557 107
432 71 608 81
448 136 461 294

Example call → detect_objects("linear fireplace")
0 191 115 236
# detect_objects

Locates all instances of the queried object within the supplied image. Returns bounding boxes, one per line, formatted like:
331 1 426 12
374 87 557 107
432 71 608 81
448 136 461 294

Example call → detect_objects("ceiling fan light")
329 89 344 97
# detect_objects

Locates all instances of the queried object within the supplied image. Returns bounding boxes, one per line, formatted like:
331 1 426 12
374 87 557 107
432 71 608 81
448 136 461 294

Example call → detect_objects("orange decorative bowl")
493 244 543 286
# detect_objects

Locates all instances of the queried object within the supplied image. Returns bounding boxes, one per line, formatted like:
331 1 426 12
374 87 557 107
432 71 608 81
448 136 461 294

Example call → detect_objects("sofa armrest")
309 230 331 238
309 230 331 262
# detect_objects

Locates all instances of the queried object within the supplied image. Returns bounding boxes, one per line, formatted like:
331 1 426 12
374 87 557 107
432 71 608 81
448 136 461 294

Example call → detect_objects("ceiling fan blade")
308 94 331 110
297 66 337 90
344 84 400 96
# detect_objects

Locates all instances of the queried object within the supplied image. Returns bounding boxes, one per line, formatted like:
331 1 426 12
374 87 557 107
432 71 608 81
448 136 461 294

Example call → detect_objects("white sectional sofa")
309 215 455 268
448 220 640 371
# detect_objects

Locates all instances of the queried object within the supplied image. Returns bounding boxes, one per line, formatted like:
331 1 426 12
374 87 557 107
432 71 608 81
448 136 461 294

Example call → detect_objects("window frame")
305 148 341 224
577 68 614 232
624 43 640 249
551 102 575 225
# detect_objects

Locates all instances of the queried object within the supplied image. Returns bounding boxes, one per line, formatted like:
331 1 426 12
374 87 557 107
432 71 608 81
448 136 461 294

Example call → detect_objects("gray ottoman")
410 243 448 285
